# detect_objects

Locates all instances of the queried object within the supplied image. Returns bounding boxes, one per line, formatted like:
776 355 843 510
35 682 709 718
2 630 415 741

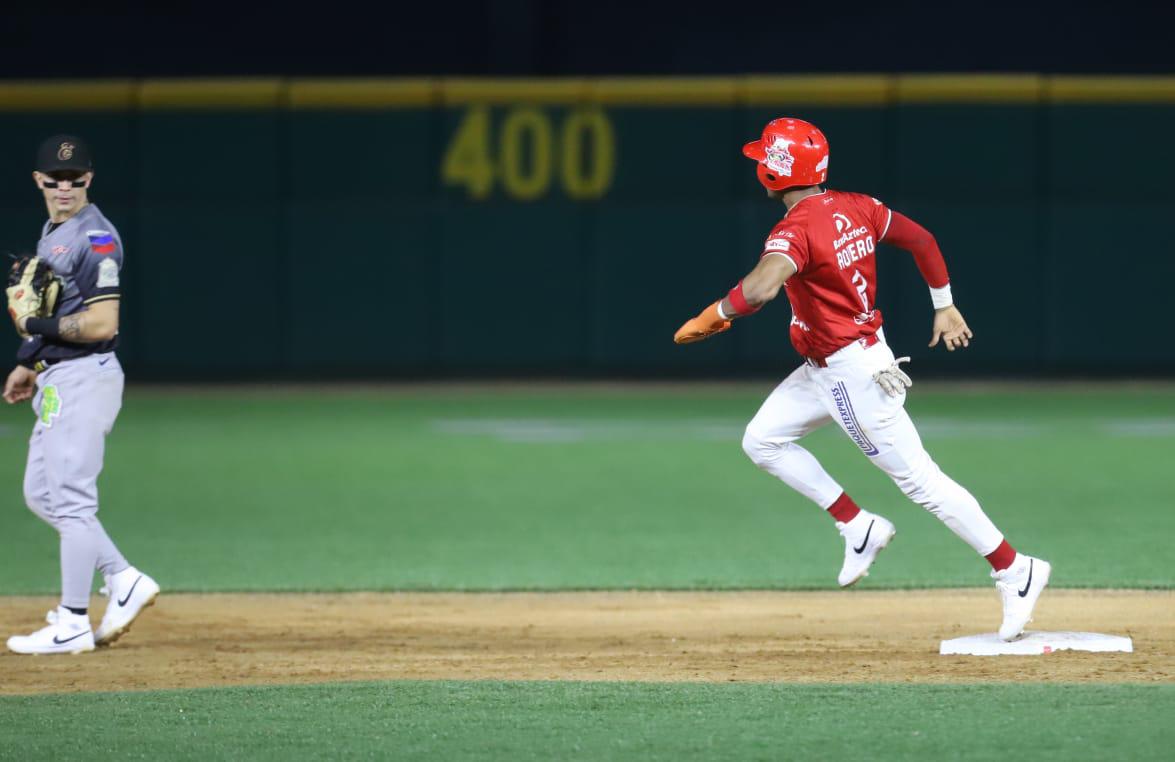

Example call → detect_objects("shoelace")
993 578 1019 615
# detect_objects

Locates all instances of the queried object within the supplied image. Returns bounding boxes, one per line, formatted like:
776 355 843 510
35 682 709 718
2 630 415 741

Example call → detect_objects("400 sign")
442 106 616 201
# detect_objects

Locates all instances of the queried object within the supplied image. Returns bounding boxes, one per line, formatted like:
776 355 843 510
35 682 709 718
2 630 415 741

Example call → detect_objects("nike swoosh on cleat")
1018 560 1034 598
52 631 90 645
117 576 143 607
853 520 875 554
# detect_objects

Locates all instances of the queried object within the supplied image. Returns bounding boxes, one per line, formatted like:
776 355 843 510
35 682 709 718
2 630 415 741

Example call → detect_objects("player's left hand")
6 255 61 338
674 301 732 344
929 305 972 352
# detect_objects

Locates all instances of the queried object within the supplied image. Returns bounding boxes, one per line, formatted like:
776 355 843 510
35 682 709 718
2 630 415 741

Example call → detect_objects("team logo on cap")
57 142 75 161
765 137 794 177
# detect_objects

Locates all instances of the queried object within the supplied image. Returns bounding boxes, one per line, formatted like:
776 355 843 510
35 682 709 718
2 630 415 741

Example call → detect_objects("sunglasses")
41 171 89 189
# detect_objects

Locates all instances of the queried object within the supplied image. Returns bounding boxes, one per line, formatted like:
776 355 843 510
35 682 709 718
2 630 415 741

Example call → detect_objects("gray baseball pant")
23 352 129 609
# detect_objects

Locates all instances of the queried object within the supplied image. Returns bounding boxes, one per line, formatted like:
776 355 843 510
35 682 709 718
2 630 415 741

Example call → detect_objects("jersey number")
851 270 870 314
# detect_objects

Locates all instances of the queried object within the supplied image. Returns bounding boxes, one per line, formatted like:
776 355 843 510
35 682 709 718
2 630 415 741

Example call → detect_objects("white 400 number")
442 106 616 201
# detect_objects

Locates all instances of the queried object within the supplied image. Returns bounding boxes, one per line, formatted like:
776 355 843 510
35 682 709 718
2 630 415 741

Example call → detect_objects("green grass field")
2 385 1172 592
1 384 1172 760
2 682 1172 761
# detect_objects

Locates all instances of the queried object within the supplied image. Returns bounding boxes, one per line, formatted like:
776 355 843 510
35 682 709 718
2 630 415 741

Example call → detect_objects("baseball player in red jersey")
675 118 1050 641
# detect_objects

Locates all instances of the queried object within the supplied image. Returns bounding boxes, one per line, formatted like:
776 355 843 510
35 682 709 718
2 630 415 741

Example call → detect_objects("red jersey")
760 189 893 359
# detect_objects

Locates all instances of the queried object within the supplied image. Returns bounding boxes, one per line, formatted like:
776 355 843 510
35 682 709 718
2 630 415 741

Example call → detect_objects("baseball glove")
6 255 62 336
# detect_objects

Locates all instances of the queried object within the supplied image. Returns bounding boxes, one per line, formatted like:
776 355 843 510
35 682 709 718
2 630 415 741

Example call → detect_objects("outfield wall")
1 76 1172 379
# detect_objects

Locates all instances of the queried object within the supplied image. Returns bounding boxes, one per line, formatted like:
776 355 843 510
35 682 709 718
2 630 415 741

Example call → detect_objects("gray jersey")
18 203 123 368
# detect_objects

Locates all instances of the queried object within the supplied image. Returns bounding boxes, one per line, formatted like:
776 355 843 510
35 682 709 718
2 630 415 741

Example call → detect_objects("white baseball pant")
741 331 1005 556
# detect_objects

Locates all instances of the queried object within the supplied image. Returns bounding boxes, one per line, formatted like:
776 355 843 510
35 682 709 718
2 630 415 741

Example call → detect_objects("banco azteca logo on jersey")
833 213 854 233
765 138 795 177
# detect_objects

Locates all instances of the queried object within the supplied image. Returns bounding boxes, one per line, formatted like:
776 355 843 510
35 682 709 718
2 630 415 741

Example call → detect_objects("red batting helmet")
742 118 829 191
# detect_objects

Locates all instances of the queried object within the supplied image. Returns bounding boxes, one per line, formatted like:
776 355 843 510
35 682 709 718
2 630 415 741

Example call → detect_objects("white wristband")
929 284 953 310
716 301 729 320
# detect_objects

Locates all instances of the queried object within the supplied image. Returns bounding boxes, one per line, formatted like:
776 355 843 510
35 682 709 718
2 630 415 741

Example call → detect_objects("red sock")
826 492 861 523
985 539 1017 572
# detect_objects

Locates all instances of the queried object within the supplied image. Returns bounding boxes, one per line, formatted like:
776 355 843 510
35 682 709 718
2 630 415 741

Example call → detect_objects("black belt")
30 355 90 372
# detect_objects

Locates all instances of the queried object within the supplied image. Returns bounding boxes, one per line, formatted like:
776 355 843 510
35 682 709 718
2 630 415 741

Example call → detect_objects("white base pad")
940 631 1134 656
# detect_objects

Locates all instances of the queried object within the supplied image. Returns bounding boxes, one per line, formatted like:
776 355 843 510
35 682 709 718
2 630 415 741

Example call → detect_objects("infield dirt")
1 590 1170 695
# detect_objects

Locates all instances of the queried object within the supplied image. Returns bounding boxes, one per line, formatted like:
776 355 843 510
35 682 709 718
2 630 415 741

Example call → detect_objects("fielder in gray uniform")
4 135 159 655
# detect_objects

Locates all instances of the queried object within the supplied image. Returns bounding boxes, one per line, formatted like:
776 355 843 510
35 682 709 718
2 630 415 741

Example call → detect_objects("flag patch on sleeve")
87 230 116 255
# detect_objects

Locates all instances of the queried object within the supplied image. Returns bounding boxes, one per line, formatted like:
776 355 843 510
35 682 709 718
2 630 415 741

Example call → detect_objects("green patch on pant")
39 385 61 427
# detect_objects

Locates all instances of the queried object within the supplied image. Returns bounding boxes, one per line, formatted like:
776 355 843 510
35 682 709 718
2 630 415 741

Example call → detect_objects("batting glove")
674 301 732 344
872 356 913 397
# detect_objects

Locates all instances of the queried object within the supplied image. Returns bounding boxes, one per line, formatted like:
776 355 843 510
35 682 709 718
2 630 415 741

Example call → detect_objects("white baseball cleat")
993 553 1052 641
95 566 160 647
836 510 897 587
7 606 95 655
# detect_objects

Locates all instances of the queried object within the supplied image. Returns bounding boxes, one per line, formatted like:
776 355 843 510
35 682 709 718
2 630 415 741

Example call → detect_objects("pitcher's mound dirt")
1 590 1170 695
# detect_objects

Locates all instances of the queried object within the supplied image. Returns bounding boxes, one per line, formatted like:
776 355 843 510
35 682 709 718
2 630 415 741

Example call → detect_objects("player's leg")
38 362 131 607
742 363 842 505
47 355 160 646
8 375 99 654
22 387 120 601
18 357 157 652
741 363 895 586
818 341 1049 639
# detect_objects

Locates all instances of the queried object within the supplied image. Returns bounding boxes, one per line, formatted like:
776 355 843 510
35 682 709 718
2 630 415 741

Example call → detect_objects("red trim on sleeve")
882 211 950 288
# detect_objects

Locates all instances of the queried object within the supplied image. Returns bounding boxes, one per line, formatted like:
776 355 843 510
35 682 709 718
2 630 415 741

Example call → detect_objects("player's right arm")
720 253 797 315
673 227 804 345
673 251 798 345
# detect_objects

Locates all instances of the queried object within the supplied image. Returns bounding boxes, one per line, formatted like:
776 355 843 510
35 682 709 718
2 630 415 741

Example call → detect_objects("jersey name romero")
761 189 893 359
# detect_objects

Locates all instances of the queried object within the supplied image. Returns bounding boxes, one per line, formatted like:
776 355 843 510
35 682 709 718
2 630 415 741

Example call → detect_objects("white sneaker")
836 510 896 587
993 553 1052 641
95 567 160 646
7 606 95 655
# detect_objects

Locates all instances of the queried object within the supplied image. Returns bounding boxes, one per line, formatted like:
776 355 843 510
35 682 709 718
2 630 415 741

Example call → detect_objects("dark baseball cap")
35 134 93 173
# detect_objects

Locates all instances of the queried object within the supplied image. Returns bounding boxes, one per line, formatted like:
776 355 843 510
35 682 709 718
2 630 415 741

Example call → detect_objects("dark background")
1 3 1173 381
4 3 1174 78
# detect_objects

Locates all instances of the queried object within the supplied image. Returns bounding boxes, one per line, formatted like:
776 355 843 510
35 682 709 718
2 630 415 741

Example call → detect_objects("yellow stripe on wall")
443 78 593 105
742 76 891 106
897 75 1045 104
0 75 1174 110
289 79 437 108
0 80 138 111
137 79 285 109
1048 76 1175 103
588 78 740 106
